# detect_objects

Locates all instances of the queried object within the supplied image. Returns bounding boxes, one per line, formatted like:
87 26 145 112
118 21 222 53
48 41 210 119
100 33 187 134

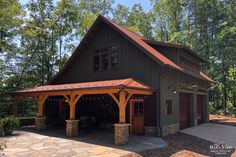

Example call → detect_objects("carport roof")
11 78 152 94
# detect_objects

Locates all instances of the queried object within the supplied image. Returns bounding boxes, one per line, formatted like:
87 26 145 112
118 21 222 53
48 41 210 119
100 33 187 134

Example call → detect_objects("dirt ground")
143 114 236 157
141 133 236 157
210 114 236 127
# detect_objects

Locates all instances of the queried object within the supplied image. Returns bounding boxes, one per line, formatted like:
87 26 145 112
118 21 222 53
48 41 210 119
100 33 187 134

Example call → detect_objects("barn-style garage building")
11 15 213 145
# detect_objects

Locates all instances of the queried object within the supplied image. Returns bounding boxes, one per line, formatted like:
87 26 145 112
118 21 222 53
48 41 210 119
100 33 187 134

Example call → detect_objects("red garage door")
179 93 191 129
197 95 205 124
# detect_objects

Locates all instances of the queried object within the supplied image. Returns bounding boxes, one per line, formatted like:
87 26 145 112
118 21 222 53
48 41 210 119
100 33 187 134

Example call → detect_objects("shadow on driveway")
4 125 235 157
18 125 166 154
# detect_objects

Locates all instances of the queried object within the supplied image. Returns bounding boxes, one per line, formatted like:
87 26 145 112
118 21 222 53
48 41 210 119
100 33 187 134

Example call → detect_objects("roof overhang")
10 78 153 97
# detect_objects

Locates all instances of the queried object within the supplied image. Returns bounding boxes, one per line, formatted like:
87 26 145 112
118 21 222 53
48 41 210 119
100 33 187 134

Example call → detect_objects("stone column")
114 123 130 145
66 120 79 137
35 116 46 131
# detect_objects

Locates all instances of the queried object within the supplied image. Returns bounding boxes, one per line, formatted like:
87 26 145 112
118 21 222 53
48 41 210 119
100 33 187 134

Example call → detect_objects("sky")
19 0 151 12
115 0 151 12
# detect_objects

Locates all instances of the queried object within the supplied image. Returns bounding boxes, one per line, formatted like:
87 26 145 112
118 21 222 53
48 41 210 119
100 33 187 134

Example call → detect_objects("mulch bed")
141 133 235 157
210 114 236 127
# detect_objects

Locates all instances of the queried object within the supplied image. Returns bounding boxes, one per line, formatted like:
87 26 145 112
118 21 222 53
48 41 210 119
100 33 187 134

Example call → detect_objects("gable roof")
12 78 152 94
48 15 213 84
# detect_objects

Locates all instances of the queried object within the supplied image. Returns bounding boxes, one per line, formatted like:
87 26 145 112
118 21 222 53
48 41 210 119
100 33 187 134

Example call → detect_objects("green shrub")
2 116 20 136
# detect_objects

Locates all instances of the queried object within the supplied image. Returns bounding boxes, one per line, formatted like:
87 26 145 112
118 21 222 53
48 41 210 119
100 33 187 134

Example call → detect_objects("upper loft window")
179 55 200 71
134 101 144 116
93 45 118 72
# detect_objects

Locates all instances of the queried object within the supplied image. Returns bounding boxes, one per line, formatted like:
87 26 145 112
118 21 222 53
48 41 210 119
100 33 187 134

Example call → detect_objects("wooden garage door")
197 95 205 124
179 93 191 129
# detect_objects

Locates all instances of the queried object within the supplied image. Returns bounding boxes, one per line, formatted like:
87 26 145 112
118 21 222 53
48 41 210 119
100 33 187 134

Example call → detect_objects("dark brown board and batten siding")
160 69 209 127
53 23 160 127
144 93 157 126
54 23 159 89
51 21 209 130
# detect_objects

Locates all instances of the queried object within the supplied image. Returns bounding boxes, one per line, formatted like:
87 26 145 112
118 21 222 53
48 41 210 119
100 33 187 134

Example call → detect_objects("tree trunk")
233 92 236 116
222 70 227 115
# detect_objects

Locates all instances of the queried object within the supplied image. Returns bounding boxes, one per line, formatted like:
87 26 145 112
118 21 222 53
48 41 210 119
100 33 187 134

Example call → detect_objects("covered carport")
10 78 153 145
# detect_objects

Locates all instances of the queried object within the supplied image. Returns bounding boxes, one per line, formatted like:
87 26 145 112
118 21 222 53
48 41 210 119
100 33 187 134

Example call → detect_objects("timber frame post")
63 93 82 137
109 89 132 145
33 94 48 131
109 89 133 124
34 94 48 117
63 94 82 120
109 88 152 145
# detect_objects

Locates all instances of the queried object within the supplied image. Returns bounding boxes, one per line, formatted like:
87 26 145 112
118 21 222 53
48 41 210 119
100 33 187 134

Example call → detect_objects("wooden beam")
63 94 82 120
13 88 121 98
125 93 133 105
13 87 153 122
109 90 133 124
34 94 48 117
108 93 119 104
125 89 153 95
69 105 76 120
118 90 131 123
12 88 152 99
109 89 153 124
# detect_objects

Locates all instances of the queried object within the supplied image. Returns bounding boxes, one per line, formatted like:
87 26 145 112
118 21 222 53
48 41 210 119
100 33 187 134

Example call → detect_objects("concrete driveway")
181 123 236 147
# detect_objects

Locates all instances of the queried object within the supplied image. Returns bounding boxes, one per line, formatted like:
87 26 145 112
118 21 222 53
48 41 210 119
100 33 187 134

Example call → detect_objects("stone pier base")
35 116 46 131
145 126 157 136
114 123 130 145
66 120 79 137
161 123 179 136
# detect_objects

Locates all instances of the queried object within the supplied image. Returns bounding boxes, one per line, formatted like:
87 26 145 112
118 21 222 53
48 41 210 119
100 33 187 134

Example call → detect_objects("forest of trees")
0 0 235 117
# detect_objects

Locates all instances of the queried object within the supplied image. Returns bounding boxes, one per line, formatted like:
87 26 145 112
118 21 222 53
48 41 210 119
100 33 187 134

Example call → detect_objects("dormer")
178 50 200 72
144 39 207 73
